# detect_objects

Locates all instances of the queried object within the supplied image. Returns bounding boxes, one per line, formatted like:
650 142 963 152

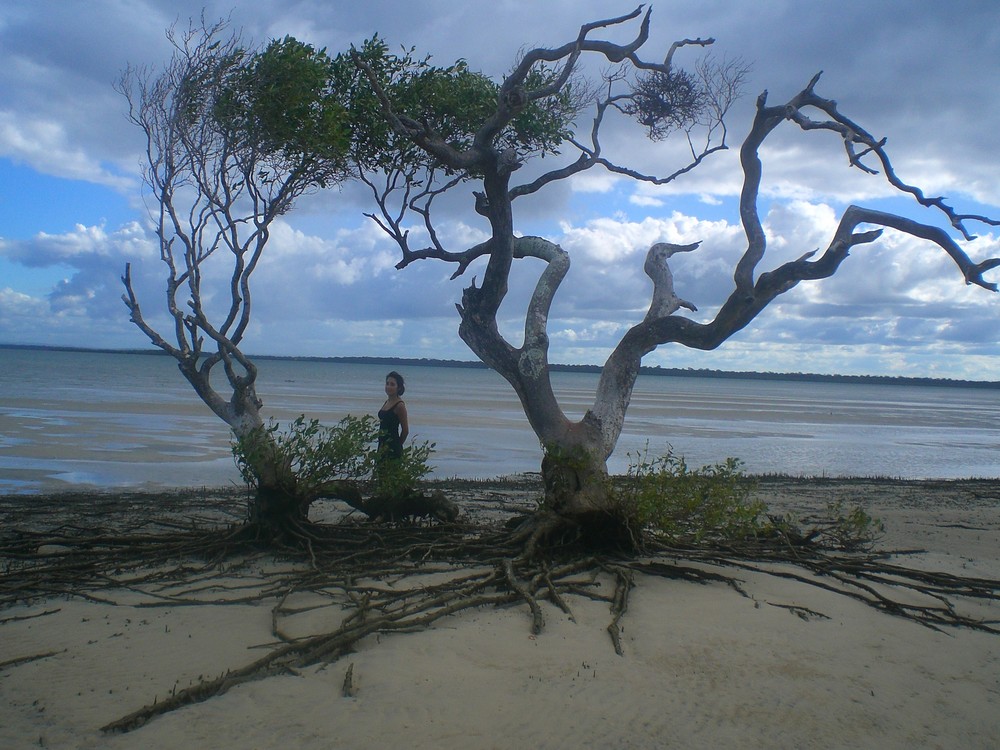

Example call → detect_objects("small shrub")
618 446 766 543
813 500 885 551
233 414 434 498
374 439 436 498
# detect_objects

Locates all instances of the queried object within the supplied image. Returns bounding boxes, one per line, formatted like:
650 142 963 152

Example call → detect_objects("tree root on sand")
1 499 998 734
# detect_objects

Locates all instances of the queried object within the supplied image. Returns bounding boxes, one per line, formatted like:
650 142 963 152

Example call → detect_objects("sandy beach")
1 477 998 749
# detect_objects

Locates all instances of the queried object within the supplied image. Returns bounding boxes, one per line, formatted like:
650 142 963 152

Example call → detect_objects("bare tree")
347 7 999 539
117 19 361 526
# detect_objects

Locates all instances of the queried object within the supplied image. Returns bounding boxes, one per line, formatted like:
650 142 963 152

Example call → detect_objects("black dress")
377 402 404 460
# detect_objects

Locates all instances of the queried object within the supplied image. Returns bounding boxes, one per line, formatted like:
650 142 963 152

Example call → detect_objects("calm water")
1 348 998 493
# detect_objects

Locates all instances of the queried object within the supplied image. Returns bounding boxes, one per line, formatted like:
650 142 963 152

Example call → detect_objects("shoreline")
6 349 1000 490
3 473 998 521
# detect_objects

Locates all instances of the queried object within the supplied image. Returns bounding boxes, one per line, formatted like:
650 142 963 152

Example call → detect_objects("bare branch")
120 263 182 359
643 243 699 321
119 18 349 437
663 38 716 70
358 167 486 276
781 75 999 240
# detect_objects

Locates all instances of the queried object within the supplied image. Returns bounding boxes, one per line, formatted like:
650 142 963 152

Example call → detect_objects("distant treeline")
4 344 998 389
258 354 1000 390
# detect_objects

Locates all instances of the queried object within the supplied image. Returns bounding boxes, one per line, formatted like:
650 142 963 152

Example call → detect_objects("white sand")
2 483 999 749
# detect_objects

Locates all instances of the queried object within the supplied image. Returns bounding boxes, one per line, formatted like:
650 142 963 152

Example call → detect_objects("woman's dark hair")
386 371 405 396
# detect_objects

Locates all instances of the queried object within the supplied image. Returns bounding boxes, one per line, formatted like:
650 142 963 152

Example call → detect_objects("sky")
1 0 999 380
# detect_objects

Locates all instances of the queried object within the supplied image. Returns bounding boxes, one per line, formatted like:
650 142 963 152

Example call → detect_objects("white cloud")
629 194 664 208
0 0 998 379
568 170 622 194
552 320 627 344
1 221 155 267
262 221 393 285
0 286 45 316
0 112 134 190
762 200 838 253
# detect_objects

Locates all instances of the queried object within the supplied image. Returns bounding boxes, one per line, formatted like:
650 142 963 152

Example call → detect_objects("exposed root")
0 649 65 671
2 483 998 734
602 564 634 656
505 558 545 634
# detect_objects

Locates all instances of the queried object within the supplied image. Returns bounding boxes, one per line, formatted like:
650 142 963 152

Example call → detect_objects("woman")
377 370 409 463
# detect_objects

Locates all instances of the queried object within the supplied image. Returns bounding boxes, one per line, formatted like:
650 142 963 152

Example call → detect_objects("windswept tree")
341 7 999 540
117 19 368 527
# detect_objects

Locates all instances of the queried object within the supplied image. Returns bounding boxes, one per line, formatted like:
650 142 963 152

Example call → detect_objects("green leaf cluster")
212 37 352 186
167 29 581 188
241 37 350 161
374 439 435 499
809 500 886 552
232 414 433 500
618 446 766 543
618 446 886 550
333 36 579 173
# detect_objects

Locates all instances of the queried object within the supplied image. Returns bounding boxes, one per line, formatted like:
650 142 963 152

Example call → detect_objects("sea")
1 347 998 494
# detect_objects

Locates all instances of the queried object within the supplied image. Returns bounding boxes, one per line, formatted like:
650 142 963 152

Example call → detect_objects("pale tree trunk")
458 234 671 529
356 16 1000 543
174 356 309 525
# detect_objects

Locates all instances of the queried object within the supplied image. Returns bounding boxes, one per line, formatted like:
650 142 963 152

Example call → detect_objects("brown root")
1 480 998 734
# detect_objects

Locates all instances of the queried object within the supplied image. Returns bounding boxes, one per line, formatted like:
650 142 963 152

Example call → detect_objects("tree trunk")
238 431 310 528
538 436 638 548
250 481 308 526
541 449 611 517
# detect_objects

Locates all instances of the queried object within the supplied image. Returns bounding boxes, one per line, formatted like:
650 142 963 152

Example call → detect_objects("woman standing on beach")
377 371 408 467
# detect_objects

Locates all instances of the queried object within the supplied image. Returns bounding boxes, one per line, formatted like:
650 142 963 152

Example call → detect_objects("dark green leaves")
212 37 351 186
335 36 579 174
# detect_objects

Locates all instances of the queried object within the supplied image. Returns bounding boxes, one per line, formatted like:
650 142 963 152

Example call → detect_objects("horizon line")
3 342 998 389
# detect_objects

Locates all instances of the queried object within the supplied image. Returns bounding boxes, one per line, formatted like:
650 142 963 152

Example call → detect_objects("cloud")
0 283 140 350
551 320 628 344
0 286 45 317
629 193 664 208
762 200 839 257
0 112 135 191
1 221 154 267
0 0 998 380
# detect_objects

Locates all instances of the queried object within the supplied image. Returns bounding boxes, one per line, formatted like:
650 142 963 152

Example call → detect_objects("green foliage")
811 500 886 552
214 37 351 186
234 415 376 497
616 448 887 550
618 446 766 543
233 414 434 500
374 439 436 498
333 36 579 173
243 38 350 161
328 36 403 169
508 65 578 155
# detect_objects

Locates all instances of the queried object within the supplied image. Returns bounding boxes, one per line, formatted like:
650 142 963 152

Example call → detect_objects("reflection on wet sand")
2 349 998 492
